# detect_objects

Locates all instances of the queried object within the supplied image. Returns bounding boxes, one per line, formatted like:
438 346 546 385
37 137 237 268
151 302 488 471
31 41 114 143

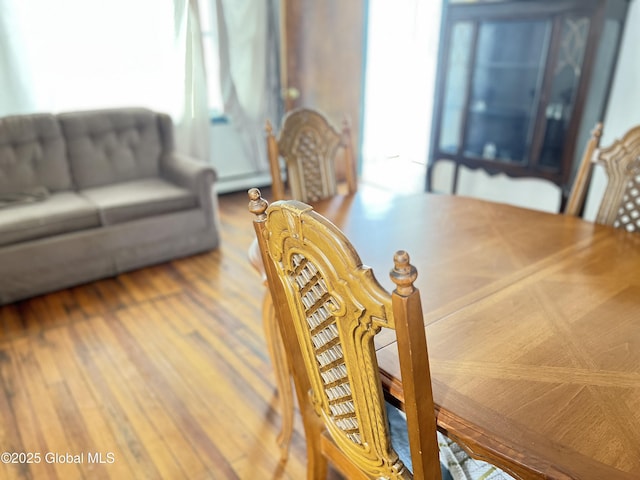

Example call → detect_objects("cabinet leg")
452 163 460 194
426 163 435 192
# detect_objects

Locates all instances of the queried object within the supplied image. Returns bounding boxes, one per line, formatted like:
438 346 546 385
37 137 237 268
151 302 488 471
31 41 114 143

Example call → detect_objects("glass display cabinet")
426 0 629 207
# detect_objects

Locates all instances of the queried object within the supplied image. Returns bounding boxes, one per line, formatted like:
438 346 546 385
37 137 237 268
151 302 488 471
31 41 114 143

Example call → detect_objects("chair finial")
248 188 269 221
390 250 417 296
593 122 603 140
266 119 273 135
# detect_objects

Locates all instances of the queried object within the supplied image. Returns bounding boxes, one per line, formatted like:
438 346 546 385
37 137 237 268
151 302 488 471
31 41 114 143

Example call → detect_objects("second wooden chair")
566 122 640 233
266 108 358 202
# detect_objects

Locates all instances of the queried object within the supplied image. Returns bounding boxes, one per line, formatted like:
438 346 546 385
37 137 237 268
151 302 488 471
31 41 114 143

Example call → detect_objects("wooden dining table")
301 186 640 480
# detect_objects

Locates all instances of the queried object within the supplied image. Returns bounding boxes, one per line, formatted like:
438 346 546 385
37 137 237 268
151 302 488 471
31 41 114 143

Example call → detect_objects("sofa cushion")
0 192 101 247
0 186 50 209
58 108 164 189
0 113 73 195
80 178 198 225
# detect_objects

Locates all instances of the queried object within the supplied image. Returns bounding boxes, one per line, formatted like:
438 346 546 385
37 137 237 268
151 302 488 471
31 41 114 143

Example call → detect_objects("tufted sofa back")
58 108 167 189
0 113 72 195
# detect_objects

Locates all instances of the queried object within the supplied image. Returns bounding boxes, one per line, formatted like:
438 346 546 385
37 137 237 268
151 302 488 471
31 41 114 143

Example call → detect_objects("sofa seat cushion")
0 192 101 247
80 178 198 225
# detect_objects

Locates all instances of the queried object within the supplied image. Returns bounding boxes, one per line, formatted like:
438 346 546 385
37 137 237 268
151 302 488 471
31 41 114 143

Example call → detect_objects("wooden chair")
248 188 449 479
266 108 358 202
566 123 640 232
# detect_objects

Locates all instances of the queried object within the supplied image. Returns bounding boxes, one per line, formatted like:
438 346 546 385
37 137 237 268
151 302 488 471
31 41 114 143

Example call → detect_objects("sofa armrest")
161 153 217 192
161 153 218 229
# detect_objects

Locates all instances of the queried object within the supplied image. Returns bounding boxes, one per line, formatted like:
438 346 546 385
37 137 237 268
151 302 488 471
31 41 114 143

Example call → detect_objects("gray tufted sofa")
0 107 219 305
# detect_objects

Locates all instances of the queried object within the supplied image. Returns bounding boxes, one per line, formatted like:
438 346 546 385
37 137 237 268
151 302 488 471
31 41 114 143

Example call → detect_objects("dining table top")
308 186 640 480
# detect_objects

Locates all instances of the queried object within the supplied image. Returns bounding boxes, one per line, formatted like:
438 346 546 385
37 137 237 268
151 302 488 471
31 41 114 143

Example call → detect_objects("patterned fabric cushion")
437 432 515 480
386 403 453 480
386 403 514 480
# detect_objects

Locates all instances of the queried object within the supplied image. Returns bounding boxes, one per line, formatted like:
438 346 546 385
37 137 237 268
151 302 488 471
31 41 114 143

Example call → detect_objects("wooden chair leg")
262 291 294 462
306 439 329 480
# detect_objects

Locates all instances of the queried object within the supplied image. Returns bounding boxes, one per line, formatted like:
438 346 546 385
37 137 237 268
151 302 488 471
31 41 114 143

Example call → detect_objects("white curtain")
173 0 211 161
0 0 36 114
0 0 210 161
216 0 280 171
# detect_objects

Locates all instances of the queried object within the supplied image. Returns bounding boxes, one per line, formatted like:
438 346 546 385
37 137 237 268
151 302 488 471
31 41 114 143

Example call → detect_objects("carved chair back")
266 108 357 203
248 188 441 479
566 123 640 233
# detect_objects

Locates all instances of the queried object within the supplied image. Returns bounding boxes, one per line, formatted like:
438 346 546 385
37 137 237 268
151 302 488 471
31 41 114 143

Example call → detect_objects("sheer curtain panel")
215 0 280 172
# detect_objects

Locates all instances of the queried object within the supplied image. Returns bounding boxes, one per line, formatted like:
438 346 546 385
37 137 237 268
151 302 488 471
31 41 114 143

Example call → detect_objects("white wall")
600 1 640 143
209 122 271 194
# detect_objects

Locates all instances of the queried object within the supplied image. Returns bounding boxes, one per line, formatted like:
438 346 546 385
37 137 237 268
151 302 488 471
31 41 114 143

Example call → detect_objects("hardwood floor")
0 188 340 480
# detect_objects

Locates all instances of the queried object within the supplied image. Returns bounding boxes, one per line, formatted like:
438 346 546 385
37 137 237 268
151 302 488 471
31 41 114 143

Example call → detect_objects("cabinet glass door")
539 15 590 169
464 20 550 164
439 21 474 155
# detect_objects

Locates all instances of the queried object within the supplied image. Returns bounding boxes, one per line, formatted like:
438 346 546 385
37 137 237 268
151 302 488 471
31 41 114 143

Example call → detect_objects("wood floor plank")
164 292 282 411
154 293 310 468
0 304 23 338
0 343 34 480
74 316 198 480
13 336 84 480
118 301 258 456
68 318 167 480
45 325 136 480
108 306 242 479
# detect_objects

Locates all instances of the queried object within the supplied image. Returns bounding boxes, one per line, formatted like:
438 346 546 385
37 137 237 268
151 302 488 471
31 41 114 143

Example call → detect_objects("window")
9 0 182 115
